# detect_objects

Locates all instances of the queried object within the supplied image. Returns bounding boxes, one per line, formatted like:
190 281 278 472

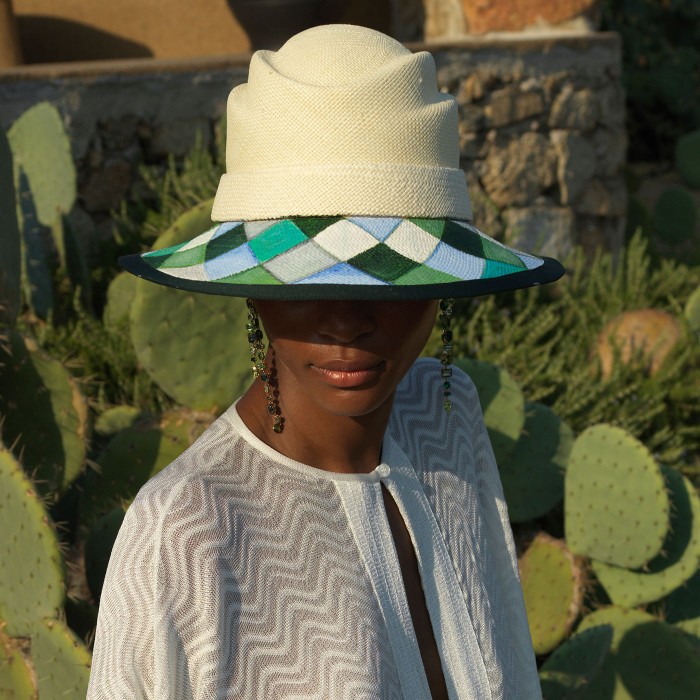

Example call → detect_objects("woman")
88 24 563 699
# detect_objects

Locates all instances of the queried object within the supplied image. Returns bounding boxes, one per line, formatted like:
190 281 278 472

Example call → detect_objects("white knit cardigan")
87 358 541 699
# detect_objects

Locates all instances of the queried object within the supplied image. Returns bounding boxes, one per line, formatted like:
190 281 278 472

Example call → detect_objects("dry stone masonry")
0 32 626 261
433 33 626 259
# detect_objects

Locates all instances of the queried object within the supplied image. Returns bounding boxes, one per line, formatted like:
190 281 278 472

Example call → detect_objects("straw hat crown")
212 24 472 221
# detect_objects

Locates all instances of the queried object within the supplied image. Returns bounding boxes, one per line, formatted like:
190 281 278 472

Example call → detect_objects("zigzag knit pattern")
88 358 540 699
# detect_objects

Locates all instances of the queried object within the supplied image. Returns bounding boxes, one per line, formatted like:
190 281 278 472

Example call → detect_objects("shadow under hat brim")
119 252 564 301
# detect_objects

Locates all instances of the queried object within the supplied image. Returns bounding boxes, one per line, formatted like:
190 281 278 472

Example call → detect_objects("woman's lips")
310 360 385 388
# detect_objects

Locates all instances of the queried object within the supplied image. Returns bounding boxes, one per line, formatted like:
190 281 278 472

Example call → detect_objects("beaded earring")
246 299 283 433
439 298 455 413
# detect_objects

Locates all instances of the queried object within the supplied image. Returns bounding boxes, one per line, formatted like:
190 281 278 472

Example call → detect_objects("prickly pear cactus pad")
0 626 37 699
129 202 251 412
28 618 91 699
0 331 88 494
686 284 700 336
499 402 572 523
0 128 21 327
518 533 584 655
576 606 700 699
84 507 126 602
102 271 137 331
94 405 142 436
565 424 669 569
665 570 700 638
592 467 700 608
676 129 700 189
454 358 525 465
652 186 698 246
7 102 76 227
16 168 53 320
0 446 64 636
80 410 212 528
595 309 681 378
539 625 613 700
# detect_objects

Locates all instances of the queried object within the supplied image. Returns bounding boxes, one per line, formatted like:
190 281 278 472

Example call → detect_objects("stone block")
504 205 575 260
480 132 557 208
461 0 600 33
457 73 485 104
147 117 211 159
596 83 626 129
551 130 597 204
459 103 484 132
592 129 627 177
80 159 132 213
484 85 544 128
459 130 486 159
576 215 625 257
549 84 598 131
574 178 627 218
466 172 502 236
100 115 140 152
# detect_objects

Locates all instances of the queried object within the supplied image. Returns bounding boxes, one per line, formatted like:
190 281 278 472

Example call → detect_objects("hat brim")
119 217 565 300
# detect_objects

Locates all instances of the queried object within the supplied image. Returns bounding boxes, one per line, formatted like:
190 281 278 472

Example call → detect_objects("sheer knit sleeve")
87 482 168 700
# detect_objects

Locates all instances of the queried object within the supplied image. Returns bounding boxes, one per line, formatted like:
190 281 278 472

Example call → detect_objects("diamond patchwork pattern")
142 216 544 286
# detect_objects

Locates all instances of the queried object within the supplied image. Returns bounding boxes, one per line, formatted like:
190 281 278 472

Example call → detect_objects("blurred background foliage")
601 0 700 163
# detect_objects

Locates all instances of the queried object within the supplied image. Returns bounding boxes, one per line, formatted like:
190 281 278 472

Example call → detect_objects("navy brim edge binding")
118 253 565 301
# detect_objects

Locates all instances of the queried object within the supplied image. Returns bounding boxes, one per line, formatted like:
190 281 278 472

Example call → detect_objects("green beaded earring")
246 299 283 433
439 298 455 413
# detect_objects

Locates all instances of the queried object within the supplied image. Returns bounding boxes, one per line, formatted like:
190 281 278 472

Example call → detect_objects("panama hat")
120 24 564 300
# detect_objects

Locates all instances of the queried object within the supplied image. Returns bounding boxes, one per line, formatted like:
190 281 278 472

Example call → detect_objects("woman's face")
254 299 438 419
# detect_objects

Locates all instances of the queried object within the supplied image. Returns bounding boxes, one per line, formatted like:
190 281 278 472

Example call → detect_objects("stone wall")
0 32 626 261
435 33 627 259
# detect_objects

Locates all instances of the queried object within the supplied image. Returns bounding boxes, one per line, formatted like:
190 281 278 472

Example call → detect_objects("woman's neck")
236 378 393 475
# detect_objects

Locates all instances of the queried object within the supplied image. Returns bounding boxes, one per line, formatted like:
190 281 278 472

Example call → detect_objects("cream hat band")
120 24 564 299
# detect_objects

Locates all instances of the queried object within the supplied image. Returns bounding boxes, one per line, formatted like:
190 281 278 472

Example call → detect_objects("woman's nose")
315 301 376 343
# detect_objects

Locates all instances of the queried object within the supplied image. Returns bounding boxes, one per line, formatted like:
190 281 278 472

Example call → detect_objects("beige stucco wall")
13 0 390 62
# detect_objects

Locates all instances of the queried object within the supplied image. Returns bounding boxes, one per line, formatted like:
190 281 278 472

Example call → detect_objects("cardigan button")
376 464 390 479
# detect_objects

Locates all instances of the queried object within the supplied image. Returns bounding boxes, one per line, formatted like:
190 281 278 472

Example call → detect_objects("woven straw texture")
211 24 472 221
87 359 542 699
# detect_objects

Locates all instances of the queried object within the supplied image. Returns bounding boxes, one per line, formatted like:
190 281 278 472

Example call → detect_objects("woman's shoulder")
394 356 482 421
127 409 243 519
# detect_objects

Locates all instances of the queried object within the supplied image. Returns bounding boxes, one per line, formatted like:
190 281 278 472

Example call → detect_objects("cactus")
129 201 252 412
686 284 700 336
62 212 92 309
675 129 700 189
652 186 697 245
102 270 137 332
518 533 584 655
94 405 143 436
539 625 613 699
16 168 53 319
453 357 525 465
664 569 700 638
28 618 91 699
565 424 669 569
0 127 21 327
595 309 681 378
0 331 88 495
0 624 37 699
80 409 212 528
84 507 126 602
575 606 700 699
591 467 700 608
7 102 76 229
499 402 572 523
0 445 65 636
